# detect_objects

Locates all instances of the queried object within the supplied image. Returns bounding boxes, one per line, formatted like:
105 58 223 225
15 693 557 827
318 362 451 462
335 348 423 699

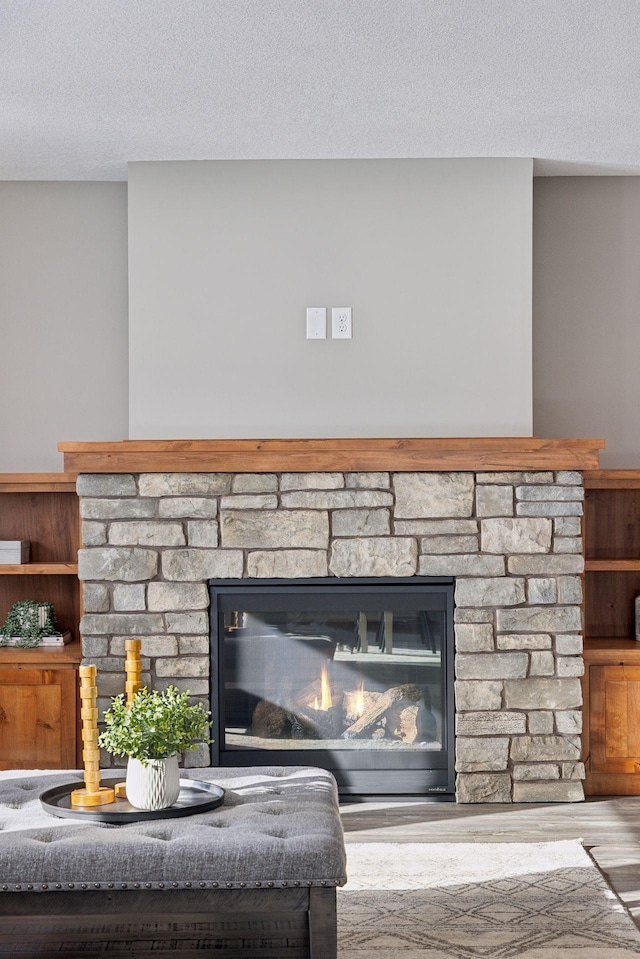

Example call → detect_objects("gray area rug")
339 841 640 958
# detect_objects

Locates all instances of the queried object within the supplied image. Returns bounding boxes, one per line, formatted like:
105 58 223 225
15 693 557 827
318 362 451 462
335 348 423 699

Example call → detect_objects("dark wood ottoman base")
0 767 346 959
0 886 337 958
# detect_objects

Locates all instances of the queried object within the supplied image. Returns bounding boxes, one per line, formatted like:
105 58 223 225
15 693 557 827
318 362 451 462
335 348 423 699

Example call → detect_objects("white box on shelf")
0 540 30 564
1 631 72 648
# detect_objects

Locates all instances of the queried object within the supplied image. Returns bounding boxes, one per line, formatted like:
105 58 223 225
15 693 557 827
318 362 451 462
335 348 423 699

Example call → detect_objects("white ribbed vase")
126 755 180 810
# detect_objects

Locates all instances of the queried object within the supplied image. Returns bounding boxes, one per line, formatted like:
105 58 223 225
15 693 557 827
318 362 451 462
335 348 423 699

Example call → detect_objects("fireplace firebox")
209 578 455 797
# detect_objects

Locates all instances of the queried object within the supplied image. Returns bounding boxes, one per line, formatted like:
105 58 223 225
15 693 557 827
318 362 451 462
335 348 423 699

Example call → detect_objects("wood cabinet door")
590 664 640 776
0 667 77 769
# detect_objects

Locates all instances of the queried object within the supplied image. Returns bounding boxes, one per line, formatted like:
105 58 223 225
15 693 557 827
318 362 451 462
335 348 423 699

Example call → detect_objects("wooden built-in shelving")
0 473 81 769
584 470 640 643
583 469 640 795
0 474 80 643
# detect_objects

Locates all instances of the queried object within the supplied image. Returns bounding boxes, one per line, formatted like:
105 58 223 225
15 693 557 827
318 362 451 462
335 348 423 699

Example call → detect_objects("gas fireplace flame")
354 680 365 718
310 664 333 712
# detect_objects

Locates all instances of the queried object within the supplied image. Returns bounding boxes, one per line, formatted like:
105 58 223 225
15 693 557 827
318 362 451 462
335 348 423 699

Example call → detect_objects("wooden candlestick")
115 639 144 799
71 664 115 807
124 638 143 703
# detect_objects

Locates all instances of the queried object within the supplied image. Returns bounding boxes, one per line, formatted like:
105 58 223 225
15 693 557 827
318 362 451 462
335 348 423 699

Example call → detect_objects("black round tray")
40 778 225 824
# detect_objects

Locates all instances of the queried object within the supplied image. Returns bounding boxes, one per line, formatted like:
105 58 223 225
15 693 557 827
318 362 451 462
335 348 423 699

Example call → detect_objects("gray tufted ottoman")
0 765 347 958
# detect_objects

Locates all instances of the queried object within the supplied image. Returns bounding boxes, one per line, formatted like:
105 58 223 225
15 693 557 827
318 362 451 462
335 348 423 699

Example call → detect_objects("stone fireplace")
68 438 598 803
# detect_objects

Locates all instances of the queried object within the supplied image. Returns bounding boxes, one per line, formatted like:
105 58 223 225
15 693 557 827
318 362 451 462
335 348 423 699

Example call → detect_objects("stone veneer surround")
77 468 586 802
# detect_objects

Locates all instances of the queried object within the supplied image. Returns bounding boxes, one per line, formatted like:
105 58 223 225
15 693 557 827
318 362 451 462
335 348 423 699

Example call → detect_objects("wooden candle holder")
71 664 115 807
124 638 143 703
115 639 143 799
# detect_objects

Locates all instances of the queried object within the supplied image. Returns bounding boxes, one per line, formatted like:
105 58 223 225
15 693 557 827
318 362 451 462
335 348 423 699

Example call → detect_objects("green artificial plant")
0 600 61 648
99 685 211 765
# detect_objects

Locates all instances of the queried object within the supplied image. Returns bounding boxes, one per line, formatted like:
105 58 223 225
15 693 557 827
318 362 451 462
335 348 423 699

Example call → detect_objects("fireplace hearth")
209 578 455 797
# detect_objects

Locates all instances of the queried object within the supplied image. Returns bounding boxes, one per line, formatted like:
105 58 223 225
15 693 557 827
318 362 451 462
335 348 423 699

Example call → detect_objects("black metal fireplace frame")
208 577 455 799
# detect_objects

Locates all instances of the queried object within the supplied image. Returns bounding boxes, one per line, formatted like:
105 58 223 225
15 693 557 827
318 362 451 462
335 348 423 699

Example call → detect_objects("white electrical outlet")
332 307 352 339
306 307 327 339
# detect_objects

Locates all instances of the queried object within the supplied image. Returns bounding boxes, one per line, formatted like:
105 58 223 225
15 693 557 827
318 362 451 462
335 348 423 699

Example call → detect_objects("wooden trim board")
0 474 77 493
585 470 640 489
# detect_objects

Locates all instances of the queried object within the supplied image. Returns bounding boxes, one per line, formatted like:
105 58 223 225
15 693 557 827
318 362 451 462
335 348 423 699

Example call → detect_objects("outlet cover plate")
306 307 327 339
332 307 352 339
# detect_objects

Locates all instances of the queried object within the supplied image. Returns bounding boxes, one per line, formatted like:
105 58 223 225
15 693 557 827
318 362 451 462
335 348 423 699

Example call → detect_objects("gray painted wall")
0 182 129 472
5 172 638 471
533 177 640 468
128 159 533 440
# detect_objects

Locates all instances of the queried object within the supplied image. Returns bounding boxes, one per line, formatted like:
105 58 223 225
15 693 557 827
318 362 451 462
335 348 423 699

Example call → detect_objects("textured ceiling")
2 0 640 180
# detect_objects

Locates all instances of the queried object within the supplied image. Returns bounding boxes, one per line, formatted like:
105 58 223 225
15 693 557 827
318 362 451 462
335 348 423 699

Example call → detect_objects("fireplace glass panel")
212 581 453 764
223 607 445 751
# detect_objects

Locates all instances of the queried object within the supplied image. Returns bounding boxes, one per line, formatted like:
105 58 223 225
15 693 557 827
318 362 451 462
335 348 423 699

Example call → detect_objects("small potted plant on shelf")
99 685 211 810
0 601 63 648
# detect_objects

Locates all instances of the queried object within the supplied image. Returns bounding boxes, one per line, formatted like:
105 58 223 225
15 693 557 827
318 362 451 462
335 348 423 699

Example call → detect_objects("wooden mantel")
58 438 604 474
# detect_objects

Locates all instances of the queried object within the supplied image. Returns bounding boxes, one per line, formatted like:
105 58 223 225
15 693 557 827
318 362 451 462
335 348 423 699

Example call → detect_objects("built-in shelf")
584 637 640 651
585 559 640 571
0 473 77 494
0 640 82 664
584 471 640 490
0 563 78 576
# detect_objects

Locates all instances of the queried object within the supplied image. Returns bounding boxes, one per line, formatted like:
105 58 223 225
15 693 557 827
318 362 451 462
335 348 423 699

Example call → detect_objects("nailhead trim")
1 877 345 893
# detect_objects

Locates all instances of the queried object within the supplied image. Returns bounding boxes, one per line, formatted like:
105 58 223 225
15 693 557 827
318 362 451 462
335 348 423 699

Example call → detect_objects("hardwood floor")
340 796 640 928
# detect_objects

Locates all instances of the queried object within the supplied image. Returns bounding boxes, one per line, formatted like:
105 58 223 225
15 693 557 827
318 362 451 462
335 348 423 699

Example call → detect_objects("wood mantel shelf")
58 437 604 474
